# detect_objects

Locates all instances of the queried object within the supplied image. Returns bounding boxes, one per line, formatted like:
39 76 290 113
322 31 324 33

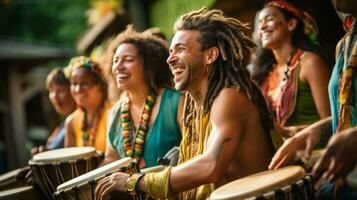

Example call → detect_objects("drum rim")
260 175 312 199
210 166 306 200
28 147 99 165
0 186 34 196
55 157 133 192
0 168 23 182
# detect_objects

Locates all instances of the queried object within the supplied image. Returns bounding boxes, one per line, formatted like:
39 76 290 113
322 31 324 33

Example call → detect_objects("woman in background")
31 68 76 155
64 56 112 152
251 1 331 137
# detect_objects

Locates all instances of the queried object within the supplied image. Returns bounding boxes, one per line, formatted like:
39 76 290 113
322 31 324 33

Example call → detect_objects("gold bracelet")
126 173 145 196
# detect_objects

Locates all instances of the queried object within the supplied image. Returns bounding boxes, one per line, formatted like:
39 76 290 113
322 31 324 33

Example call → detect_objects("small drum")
54 157 141 200
29 147 104 199
210 166 315 200
0 186 45 200
0 168 27 191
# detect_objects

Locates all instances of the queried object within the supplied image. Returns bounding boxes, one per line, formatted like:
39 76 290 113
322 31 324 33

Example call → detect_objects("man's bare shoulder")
211 88 257 122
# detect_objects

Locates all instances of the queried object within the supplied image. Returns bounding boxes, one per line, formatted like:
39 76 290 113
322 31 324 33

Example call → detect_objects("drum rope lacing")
255 174 315 200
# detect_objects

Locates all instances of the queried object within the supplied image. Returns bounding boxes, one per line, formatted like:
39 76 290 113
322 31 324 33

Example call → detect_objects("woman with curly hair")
100 26 183 168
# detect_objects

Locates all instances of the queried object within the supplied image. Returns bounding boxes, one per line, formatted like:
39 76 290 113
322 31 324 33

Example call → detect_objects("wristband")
126 173 145 196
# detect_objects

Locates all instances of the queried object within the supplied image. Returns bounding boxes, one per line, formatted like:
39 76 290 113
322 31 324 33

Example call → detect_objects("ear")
287 18 298 32
204 46 219 65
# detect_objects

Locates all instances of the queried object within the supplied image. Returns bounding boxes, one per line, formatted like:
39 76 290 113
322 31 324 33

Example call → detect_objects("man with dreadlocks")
95 8 275 200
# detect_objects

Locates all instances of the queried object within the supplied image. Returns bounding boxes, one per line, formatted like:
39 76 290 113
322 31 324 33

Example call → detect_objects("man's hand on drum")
312 127 357 182
269 126 321 170
95 172 129 200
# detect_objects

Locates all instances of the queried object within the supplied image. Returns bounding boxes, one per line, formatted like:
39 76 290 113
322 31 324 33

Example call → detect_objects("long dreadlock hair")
175 7 273 133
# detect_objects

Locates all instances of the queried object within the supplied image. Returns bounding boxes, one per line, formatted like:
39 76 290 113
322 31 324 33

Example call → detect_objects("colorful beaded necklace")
82 108 102 146
120 91 156 160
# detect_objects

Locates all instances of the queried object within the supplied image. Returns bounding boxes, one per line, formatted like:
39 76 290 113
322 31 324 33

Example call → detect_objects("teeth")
117 74 129 78
172 68 184 76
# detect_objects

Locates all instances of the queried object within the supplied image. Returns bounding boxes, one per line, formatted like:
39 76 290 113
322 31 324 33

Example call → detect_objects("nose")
49 92 57 101
112 60 125 75
166 52 177 66
72 84 83 94
258 20 267 31
53 91 60 100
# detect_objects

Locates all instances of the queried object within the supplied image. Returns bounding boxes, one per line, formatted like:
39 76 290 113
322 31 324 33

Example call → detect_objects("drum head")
347 166 357 190
56 157 133 192
210 166 306 200
30 147 96 163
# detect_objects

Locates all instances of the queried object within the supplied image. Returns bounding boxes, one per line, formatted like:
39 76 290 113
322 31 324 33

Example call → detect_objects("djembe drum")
29 147 104 199
210 166 315 200
54 157 142 200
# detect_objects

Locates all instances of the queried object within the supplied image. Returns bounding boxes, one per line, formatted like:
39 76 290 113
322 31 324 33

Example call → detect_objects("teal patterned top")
108 88 182 168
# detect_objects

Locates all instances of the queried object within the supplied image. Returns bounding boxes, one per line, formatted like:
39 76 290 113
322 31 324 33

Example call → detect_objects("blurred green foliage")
0 0 89 49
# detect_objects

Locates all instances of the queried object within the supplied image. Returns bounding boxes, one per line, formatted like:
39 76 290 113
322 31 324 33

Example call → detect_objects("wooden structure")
0 39 71 169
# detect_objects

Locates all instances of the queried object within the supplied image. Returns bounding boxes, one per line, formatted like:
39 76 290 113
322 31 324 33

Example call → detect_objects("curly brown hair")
104 25 173 93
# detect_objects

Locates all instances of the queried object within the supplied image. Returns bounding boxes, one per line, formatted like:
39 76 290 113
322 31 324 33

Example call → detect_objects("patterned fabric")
63 56 104 80
262 49 309 127
285 80 320 126
319 18 357 199
72 102 112 152
108 88 182 168
337 39 357 132
177 107 218 200
329 22 357 133
266 1 319 44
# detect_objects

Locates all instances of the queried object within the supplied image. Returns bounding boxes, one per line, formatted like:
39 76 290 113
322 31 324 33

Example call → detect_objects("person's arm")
167 89 244 192
99 137 121 167
300 52 331 119
269 116 332 169
312 126 357 182
64 114 76 147
95 88 247 200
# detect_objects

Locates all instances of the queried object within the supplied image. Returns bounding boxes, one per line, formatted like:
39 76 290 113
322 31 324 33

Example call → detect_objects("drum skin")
210 166 307 200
